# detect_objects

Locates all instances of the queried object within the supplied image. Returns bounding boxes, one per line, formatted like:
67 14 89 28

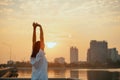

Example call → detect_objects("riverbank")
0 68 11 77
0 78 79 80
0 67 18 78
16 66 120 70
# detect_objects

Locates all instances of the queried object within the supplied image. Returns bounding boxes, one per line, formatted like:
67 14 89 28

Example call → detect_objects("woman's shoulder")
38 49 45 55
39 49 44 53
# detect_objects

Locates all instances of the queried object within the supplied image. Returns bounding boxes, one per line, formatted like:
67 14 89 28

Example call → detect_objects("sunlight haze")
0 0 120 63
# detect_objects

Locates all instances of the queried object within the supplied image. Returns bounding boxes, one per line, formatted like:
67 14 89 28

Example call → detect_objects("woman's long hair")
31 41 40 58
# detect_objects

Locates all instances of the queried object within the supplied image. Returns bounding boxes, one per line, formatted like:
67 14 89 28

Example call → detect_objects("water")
18 68 120 80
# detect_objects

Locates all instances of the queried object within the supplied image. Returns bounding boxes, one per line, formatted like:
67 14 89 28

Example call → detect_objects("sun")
46 42 57 48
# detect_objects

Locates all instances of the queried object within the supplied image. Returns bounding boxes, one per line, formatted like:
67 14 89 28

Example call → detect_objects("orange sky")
0 0 120 63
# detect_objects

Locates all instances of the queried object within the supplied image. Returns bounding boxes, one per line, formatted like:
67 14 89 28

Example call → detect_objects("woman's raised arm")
32 22 37 50
36 23 45 51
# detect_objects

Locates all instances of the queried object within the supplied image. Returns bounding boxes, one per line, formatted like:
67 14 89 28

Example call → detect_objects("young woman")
30 22 48 80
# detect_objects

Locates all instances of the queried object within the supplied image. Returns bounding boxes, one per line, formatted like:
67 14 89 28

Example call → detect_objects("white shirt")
30 49 48 80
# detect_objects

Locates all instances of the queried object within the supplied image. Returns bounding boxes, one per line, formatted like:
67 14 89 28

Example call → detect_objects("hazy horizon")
0 0 120 63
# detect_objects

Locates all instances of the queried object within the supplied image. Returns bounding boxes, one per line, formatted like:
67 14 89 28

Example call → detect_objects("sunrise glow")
46 42 57 48
0 0 120 63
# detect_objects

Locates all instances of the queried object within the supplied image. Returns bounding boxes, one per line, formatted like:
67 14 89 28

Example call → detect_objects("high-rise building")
70 47 78 63
117 55 120 61
108 48 118 62
87 40 108 64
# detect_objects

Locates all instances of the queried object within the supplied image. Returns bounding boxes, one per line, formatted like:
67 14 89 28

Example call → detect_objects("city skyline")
0 0 120 63
87 40 120 64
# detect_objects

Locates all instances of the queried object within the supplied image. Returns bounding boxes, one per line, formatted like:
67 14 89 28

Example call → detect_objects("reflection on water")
18 68 120 80
70 70 79 79
18 68 32 78
53 69 66 78
87 71 120 80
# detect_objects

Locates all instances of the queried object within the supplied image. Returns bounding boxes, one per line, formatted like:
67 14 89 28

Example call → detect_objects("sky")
0 0 120 63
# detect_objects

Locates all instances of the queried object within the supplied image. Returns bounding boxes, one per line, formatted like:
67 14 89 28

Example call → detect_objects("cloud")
0 8 13 16
1 0 120 17
58 0 120 17
0 0 14 6
0 0 15 16
46 30 72 42
0 0 120 24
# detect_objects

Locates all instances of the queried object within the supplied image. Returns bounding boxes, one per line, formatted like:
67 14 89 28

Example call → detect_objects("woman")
30 22 48 80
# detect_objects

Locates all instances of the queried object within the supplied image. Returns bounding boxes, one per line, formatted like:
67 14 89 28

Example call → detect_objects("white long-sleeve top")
30 49 48 80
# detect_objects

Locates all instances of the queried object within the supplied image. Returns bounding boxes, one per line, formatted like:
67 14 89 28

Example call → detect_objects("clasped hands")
33 22 41 28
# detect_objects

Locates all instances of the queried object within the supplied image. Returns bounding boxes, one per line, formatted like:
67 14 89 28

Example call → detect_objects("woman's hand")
33 22 37 29
33 22 42 29
36 23 42 27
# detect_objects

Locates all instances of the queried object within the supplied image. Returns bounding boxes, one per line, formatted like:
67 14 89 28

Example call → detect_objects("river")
18 68 120 80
